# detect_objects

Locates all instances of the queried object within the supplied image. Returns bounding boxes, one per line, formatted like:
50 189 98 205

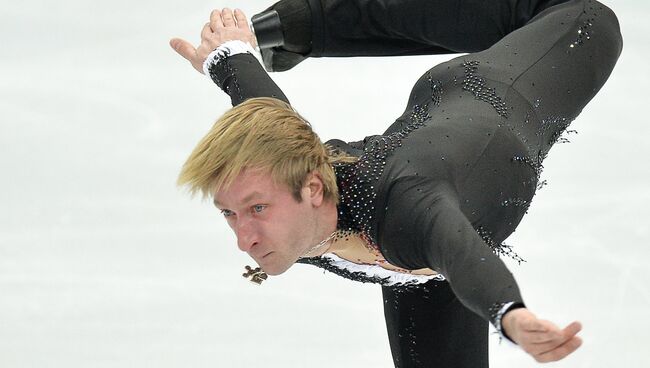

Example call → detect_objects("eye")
252 204 267 213
220 209 234 218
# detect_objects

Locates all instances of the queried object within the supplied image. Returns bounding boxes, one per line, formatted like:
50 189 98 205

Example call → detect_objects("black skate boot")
251 0 312 72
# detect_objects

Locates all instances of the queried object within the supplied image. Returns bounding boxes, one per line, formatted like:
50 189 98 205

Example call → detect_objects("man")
170 0 622 366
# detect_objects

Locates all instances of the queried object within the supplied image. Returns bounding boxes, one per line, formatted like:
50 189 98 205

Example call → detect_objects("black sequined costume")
206 0 622 366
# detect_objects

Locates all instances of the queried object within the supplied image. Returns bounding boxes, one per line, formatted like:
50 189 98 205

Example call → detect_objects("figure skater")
170 1 622 366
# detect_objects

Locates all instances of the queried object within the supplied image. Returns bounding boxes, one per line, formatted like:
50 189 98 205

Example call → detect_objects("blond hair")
177 97 356 204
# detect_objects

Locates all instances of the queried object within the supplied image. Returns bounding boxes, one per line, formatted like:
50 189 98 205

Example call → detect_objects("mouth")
250 248 272 262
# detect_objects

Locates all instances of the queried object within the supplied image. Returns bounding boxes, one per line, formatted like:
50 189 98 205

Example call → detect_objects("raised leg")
254 0 576 70
383 0 622 154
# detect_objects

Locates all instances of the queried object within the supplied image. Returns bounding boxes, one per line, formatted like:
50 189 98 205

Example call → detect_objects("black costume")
206 0 622 366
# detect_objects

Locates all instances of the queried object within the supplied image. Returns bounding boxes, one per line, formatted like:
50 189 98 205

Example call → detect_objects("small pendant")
243 265 268 285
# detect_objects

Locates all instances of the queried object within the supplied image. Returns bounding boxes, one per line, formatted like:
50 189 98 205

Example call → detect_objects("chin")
263 262 293 276
260 256 296 276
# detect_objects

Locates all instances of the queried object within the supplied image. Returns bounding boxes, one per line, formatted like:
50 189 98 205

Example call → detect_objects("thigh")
382 281 489 368
382 0 621 155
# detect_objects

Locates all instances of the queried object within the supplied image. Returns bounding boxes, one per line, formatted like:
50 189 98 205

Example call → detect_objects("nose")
234 217 258 253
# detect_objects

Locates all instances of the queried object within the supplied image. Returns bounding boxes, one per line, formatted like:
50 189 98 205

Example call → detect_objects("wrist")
202 40 257 76
502 306 529 342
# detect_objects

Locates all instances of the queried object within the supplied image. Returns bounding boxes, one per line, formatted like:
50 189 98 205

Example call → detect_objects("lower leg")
258 0 576 56
382 281 489 368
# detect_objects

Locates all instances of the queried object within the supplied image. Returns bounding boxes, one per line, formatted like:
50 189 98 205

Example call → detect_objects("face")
213 168 325 275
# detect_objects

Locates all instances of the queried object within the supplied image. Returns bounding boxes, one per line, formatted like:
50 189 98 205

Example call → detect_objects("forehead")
212 168 288 207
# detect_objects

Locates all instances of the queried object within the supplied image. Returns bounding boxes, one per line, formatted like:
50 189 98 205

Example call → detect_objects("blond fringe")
178 97 357 204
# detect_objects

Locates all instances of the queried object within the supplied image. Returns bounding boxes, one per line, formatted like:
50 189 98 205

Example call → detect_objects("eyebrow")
213 191 264 208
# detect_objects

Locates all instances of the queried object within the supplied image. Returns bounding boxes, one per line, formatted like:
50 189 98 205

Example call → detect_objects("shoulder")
383 175 459 205
376 176 460 268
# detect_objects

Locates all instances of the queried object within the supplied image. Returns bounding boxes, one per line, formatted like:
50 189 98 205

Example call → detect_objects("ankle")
256 0 311 54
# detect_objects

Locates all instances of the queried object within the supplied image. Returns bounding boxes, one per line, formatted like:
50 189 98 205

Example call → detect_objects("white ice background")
1 0 648 367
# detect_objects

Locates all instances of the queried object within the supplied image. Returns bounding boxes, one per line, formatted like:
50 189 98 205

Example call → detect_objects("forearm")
433 227 526 332
204 41 290 106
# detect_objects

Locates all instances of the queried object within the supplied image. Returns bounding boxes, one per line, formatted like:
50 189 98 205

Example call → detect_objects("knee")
591 0 623 56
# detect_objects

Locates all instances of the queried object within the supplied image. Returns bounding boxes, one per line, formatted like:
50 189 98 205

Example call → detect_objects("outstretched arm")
170 8 289 106
379 176 583 363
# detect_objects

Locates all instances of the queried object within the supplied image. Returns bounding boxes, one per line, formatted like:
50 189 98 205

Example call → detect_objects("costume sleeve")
377 175 525 332
204 40 290 106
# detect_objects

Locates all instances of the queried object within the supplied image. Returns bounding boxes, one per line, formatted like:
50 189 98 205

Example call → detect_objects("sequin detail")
569 0 605 49
570 19 593 48
476 226 525 264
334 103 432 240
501 198 529 208
540 116 573 147
206 46 245 102
462 60 510 118
427 73 443 107
297 253 445 286
511 114 575 190
556 129 578 144
489 301 514 338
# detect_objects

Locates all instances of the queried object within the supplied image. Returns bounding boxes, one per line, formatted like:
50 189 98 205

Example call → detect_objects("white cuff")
494 301 517 344
202 40 257 76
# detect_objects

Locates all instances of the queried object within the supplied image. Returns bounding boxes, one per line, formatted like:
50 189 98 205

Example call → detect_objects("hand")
170 8 257 74
501 308 583 363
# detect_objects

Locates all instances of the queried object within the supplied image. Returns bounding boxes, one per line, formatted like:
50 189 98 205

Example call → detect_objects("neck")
301 200 339 258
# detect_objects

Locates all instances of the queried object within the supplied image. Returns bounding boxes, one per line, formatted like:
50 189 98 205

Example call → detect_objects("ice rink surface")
1 0 648 367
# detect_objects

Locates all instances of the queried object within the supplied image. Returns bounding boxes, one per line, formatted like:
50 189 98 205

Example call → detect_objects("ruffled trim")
202 40 257 76
320 253 445 286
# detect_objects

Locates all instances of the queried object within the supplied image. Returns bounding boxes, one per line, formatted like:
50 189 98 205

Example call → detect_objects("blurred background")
1 0 648 367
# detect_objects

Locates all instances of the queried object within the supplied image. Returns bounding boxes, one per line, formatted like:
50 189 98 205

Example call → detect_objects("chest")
330 232 439 277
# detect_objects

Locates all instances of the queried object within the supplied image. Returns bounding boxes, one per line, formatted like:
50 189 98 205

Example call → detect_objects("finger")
535 336 583 363
201 22 213 40
562 321 582 338
522 334 564 356
531 321 580 345
234 9 249 29
221 7 235 27
210 9 223 31
529 323 582 355
169 38 197 62
520 323 565 351
527 331 560 344
533 322 564 343
528 332 574 353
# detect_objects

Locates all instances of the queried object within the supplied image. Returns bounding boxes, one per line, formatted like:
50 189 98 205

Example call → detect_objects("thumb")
169 38 197 62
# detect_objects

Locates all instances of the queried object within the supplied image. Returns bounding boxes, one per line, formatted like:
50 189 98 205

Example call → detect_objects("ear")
303 170 325 207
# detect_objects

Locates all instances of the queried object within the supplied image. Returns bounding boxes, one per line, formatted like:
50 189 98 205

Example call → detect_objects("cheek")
269 208 303 235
